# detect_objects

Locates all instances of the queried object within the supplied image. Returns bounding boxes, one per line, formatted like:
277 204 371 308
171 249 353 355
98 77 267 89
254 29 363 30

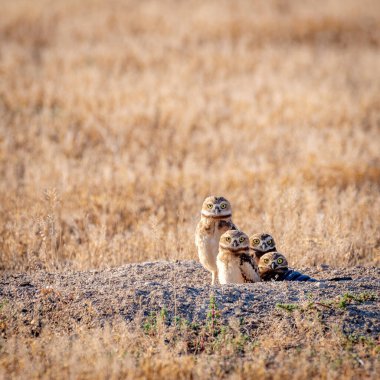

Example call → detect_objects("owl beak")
232 240 238 247
271 262 276 269
214 207 220 214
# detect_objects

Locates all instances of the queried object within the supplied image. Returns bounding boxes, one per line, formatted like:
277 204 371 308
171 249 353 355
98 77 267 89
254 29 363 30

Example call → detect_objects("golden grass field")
1 0 380 272
0 0 380 378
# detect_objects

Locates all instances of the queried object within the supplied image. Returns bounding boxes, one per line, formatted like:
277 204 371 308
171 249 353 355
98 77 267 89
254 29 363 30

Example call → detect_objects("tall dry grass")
1 0 380 272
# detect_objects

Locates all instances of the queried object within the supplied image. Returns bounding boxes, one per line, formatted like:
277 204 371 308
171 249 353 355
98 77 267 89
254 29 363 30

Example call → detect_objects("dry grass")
1 322 376 380
0 0 380 272
1 0 380 378
0 293 379 380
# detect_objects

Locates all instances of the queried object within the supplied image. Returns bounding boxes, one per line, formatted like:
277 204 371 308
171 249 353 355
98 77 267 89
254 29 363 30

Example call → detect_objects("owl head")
219 229 249 253
201 196 232 218
249 233 276 256
258 252 288 276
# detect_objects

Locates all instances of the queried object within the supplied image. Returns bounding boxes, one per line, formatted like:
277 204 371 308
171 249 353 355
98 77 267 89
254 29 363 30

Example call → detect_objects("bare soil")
1 262 379 338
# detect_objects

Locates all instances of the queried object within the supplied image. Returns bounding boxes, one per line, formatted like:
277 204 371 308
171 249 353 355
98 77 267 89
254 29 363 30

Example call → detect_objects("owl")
258 252 318 282
249 233 276 263
195 196 237 285
217 230 261 284
257 251 289 281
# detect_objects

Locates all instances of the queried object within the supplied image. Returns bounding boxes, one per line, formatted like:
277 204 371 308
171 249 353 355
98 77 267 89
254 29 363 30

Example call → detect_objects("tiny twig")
315 302 333 309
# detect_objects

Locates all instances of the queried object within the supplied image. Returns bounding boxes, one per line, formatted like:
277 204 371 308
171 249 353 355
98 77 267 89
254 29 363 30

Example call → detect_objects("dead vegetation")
1 0 380 273
0 282 379 380
0 0 380 378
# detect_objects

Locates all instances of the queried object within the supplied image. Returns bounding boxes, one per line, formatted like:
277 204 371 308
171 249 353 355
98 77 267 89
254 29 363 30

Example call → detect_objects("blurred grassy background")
1 0 379 271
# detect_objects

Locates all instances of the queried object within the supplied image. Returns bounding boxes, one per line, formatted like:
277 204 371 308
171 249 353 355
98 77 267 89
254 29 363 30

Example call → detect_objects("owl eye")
277 258 283 264
263 258 269 264
207 204 213 209
225 237 231 242
220 203 227 209
252 238 260 245
239 236 245 242
268 239 273 245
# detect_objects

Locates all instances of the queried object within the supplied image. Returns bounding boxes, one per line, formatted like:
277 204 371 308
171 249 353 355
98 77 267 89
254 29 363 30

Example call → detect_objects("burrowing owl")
217 230 261 284
249 233 276 263
258 252 317 282
195 196 237 285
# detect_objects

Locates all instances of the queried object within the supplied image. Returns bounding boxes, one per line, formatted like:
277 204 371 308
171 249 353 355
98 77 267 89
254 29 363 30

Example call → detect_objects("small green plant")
142 307 168 334
337 294 352 308
353 292 377 302
143 311 157 334
337 292 377 309
276 303 299 312
206 294 221 337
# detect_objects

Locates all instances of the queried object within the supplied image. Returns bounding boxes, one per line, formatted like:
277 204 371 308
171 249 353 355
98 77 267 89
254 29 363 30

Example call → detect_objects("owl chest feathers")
217 250 260 284
217 254 245 284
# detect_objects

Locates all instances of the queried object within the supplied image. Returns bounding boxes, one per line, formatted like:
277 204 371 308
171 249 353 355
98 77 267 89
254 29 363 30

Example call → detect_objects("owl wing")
239 254 261 283
194 221 201 247
195 218 215 246
217 219 237 232
229 221 238 230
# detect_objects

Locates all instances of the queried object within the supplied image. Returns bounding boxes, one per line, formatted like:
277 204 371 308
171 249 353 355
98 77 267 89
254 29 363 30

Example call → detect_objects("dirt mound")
1 261 379 337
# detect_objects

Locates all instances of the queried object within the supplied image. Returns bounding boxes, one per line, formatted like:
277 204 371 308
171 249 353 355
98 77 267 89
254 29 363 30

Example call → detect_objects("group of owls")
194 196 292 285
